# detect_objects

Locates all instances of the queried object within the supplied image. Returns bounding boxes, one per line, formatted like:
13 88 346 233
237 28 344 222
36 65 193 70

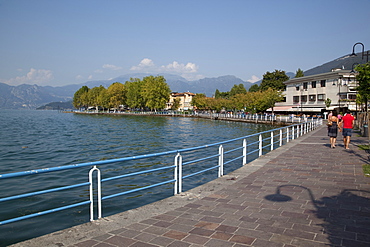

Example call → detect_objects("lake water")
0 110 275 246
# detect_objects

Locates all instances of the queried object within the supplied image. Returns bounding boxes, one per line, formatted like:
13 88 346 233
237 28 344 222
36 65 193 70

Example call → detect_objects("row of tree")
193 69 289 113
73 69 296 113
73 76 171 111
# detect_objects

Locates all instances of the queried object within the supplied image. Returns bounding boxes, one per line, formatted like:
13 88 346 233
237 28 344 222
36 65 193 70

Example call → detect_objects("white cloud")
247 75 260 83
130 58 203 80
3 68 54 86
130 58 155 71
102 64 122 70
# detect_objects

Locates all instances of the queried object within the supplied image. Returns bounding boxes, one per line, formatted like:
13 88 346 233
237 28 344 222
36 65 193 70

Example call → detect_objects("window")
282 97 286 102
303 82 308 90
348 94 356 100
309 95 316 101
295 85 300 91
311 81 316 88
293 96 299 103
320 80 326 87
301 95 307 102
317 94 325 101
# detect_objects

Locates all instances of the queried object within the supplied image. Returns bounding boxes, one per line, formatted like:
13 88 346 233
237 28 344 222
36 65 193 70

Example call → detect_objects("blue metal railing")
0 119 322 226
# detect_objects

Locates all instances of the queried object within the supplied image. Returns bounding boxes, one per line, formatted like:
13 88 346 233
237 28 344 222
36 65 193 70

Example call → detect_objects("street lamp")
351 42 369 63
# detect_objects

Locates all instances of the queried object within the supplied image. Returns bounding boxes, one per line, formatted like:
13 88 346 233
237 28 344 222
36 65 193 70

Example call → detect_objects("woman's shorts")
342 128 352 137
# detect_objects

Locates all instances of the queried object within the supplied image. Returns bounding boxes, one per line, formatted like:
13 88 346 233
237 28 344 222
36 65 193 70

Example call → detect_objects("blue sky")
1 0 369 87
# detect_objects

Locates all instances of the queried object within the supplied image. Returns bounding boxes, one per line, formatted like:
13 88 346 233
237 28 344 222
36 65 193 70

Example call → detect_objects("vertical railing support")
292 126 295 140
287 127 290 143
176 153 183 193
270 131 274 151
218 145 224 177
89 165 101 221
242 139 247 165
174 153 181 195
259 134 262 156
279 129 282 146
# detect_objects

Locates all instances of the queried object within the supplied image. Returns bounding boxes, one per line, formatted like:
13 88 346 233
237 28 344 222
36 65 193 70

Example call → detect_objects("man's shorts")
342 128 352 137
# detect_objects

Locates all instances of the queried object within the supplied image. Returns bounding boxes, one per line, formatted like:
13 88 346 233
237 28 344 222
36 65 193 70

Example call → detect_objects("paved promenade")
12 125 370 247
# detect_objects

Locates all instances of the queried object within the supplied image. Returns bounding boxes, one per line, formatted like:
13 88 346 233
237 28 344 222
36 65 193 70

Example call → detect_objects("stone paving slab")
11 125 370 247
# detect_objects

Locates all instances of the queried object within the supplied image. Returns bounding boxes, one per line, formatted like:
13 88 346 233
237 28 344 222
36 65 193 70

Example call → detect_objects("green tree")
295 68 304 78
107 82 126 109
355 62 370 111
324 98 331 108
191 93 207 110
125 78 145 110
87 85 106 109
73 86 90 109
260 70 289 91
171 98 181 110
229 84 247 97
248 84 260 92
141 75 171 111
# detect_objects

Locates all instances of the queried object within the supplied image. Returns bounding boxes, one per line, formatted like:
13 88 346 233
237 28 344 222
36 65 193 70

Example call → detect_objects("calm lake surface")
0 109 275 246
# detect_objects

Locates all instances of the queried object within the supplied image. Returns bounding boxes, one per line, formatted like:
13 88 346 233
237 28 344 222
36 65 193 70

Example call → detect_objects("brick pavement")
12 125 370 247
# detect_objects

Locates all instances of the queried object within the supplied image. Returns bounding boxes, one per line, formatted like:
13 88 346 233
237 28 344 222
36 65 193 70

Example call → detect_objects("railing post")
287 127 290 143
242 139 247 165
174 153 181 195
259 134 262 156
177 153 183 193
279 129 282 146
218 145 224 177
270 131 274 151
89 165 101 221
292 126 295 140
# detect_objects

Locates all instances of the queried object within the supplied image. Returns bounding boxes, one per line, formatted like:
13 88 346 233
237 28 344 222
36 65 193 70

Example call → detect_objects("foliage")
141 76 171 111
295 68 304 78
214 89 229 99
324 98 331 108
260 70 289 91
107 82 126 109
363 164 370 177
73 85 89 109
125 78 145 110
171 98 181 110
355 62 370 110
229 84 247 97
248 84 259 92
73 76 171 111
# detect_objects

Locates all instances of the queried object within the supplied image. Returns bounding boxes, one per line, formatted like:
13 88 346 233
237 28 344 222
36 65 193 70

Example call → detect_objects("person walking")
327 110 339 148
340 110 355 149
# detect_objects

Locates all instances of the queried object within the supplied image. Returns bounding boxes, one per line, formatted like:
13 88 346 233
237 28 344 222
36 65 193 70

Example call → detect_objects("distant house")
166 92 196 111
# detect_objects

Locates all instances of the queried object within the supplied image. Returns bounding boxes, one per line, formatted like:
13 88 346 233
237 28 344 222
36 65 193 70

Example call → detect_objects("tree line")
73 70 295 113
73 75 171 111
192 70 289 113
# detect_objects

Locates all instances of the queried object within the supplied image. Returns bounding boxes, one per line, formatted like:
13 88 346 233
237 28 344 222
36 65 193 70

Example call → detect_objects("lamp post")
351 42 369 62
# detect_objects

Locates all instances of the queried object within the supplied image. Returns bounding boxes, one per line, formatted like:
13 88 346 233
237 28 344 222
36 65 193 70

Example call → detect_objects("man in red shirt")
340 111 355 149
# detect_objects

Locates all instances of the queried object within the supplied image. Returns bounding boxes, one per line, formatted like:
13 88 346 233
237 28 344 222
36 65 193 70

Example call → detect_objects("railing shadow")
265 185 370 246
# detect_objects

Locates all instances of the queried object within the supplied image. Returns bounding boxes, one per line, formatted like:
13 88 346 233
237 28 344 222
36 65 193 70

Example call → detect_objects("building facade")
166 92 195 111
273 69 358 114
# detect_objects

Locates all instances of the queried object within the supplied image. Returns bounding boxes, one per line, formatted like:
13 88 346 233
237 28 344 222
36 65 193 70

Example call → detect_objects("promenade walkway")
12 125 370 247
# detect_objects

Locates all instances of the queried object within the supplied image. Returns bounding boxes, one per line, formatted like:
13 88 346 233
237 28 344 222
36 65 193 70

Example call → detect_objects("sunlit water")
0 110 275 245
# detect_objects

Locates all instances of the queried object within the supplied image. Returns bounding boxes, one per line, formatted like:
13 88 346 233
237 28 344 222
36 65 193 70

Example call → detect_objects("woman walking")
328 110 340 148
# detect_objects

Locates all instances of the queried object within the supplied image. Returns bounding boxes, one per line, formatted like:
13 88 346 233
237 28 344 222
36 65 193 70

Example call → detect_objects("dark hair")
346 110 351 114
332 110 337 116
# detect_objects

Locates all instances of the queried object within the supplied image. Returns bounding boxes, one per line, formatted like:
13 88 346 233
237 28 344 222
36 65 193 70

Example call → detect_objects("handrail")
0 119 322 226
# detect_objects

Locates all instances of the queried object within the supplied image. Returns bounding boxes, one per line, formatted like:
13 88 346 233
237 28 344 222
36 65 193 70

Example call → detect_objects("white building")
273 69 358 114
166 92 195 111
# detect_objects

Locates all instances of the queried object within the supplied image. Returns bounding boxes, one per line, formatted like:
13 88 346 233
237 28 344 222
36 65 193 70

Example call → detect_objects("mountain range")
0 52 367 109
0 74 255 109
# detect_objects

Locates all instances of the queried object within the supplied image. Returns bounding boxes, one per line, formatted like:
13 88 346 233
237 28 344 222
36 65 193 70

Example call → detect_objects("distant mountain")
0 74 254 109
0 83 72 109
304 51 368 76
